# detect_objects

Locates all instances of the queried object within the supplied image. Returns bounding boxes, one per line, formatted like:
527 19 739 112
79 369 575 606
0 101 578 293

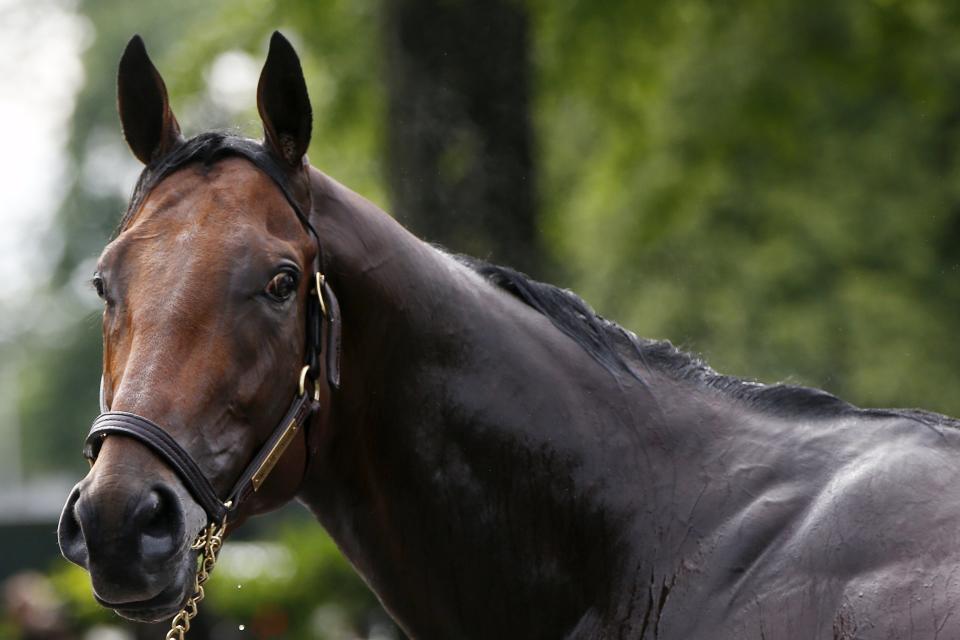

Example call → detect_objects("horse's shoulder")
793 418 960 557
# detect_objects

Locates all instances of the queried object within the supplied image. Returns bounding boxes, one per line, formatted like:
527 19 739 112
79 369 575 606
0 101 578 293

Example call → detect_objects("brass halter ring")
298 364 320 401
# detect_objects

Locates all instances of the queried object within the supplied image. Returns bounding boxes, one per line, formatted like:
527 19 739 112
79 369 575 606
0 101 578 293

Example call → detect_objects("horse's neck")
296 169 746 636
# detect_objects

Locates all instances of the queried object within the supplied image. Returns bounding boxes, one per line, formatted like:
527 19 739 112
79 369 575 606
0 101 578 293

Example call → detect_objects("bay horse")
59 32 960 639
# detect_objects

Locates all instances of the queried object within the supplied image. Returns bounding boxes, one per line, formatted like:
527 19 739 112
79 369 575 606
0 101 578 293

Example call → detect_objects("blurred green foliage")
205 523 389 636
9 0 960 637
533 0 960 413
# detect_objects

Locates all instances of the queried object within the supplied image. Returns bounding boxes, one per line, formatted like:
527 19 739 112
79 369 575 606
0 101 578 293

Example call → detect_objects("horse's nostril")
57 484 89 568
137 485 185 564
135 489 163 529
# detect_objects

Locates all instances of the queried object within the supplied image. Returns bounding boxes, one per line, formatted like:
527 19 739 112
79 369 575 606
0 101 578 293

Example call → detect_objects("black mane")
462 257 955 429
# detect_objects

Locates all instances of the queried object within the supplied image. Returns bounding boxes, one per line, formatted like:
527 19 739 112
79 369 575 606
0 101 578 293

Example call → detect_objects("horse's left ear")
257 31 312 167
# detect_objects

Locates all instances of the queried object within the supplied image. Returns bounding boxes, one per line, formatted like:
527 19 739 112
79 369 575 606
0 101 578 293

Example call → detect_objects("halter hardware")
299 363 317 399
249 395 306 491
164 520 226 640
316 271 327 317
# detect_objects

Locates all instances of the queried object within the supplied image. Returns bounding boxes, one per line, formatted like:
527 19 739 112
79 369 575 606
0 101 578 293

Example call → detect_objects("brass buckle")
298 364 320 402
315 272 327 318
298 364 311 397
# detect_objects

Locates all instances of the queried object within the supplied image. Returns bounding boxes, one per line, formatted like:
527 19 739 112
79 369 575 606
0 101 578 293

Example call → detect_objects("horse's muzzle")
57 476 194 616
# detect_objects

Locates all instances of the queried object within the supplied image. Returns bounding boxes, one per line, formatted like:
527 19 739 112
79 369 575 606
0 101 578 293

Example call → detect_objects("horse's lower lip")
99 599 182 623
91 546 199 622
94 589 186 623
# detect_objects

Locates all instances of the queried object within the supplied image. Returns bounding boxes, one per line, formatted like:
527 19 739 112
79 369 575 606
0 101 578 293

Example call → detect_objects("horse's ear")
117 35 182 165
257 31 312 167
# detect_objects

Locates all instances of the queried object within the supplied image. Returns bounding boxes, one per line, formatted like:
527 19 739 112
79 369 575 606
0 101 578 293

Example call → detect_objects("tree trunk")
383 0 541 275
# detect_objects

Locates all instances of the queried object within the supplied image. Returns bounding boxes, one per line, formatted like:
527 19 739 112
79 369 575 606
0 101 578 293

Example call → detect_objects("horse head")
57 33 327 623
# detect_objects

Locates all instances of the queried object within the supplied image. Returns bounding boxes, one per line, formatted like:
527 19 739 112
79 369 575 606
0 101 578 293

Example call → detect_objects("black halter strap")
85 373 320 523
83 147 341 525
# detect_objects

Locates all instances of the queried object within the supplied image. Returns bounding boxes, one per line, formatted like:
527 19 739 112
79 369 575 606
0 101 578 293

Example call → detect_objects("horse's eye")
266 271 298 301
92 274 106 300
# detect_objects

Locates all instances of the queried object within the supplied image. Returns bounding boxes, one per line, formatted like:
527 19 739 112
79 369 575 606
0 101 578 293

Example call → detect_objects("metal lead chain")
165 520 227 640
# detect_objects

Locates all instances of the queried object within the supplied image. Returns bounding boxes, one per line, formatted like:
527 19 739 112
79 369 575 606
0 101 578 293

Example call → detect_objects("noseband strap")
85 411 230 522
85 387 318 523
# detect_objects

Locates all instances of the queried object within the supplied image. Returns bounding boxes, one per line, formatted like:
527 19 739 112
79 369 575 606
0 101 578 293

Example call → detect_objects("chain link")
165 520 227 640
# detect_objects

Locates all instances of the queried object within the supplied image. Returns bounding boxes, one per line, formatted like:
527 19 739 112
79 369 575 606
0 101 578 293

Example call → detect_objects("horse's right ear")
117 35 181 165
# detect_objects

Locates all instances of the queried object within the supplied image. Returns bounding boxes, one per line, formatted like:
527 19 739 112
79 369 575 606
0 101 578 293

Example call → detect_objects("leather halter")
82 149 340 525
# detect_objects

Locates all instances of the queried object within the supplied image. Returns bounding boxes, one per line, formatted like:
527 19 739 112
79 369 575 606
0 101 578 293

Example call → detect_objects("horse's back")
657 414 960 639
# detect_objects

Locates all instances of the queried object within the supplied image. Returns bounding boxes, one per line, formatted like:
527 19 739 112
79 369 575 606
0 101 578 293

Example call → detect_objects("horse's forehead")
132 157 302 239
102 157 308 272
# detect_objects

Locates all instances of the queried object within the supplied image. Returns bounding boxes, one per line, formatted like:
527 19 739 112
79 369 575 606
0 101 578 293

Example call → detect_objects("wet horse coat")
59 32 960 639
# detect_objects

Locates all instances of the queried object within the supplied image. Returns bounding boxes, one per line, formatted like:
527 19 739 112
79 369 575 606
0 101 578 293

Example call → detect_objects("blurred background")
2 0 960 637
